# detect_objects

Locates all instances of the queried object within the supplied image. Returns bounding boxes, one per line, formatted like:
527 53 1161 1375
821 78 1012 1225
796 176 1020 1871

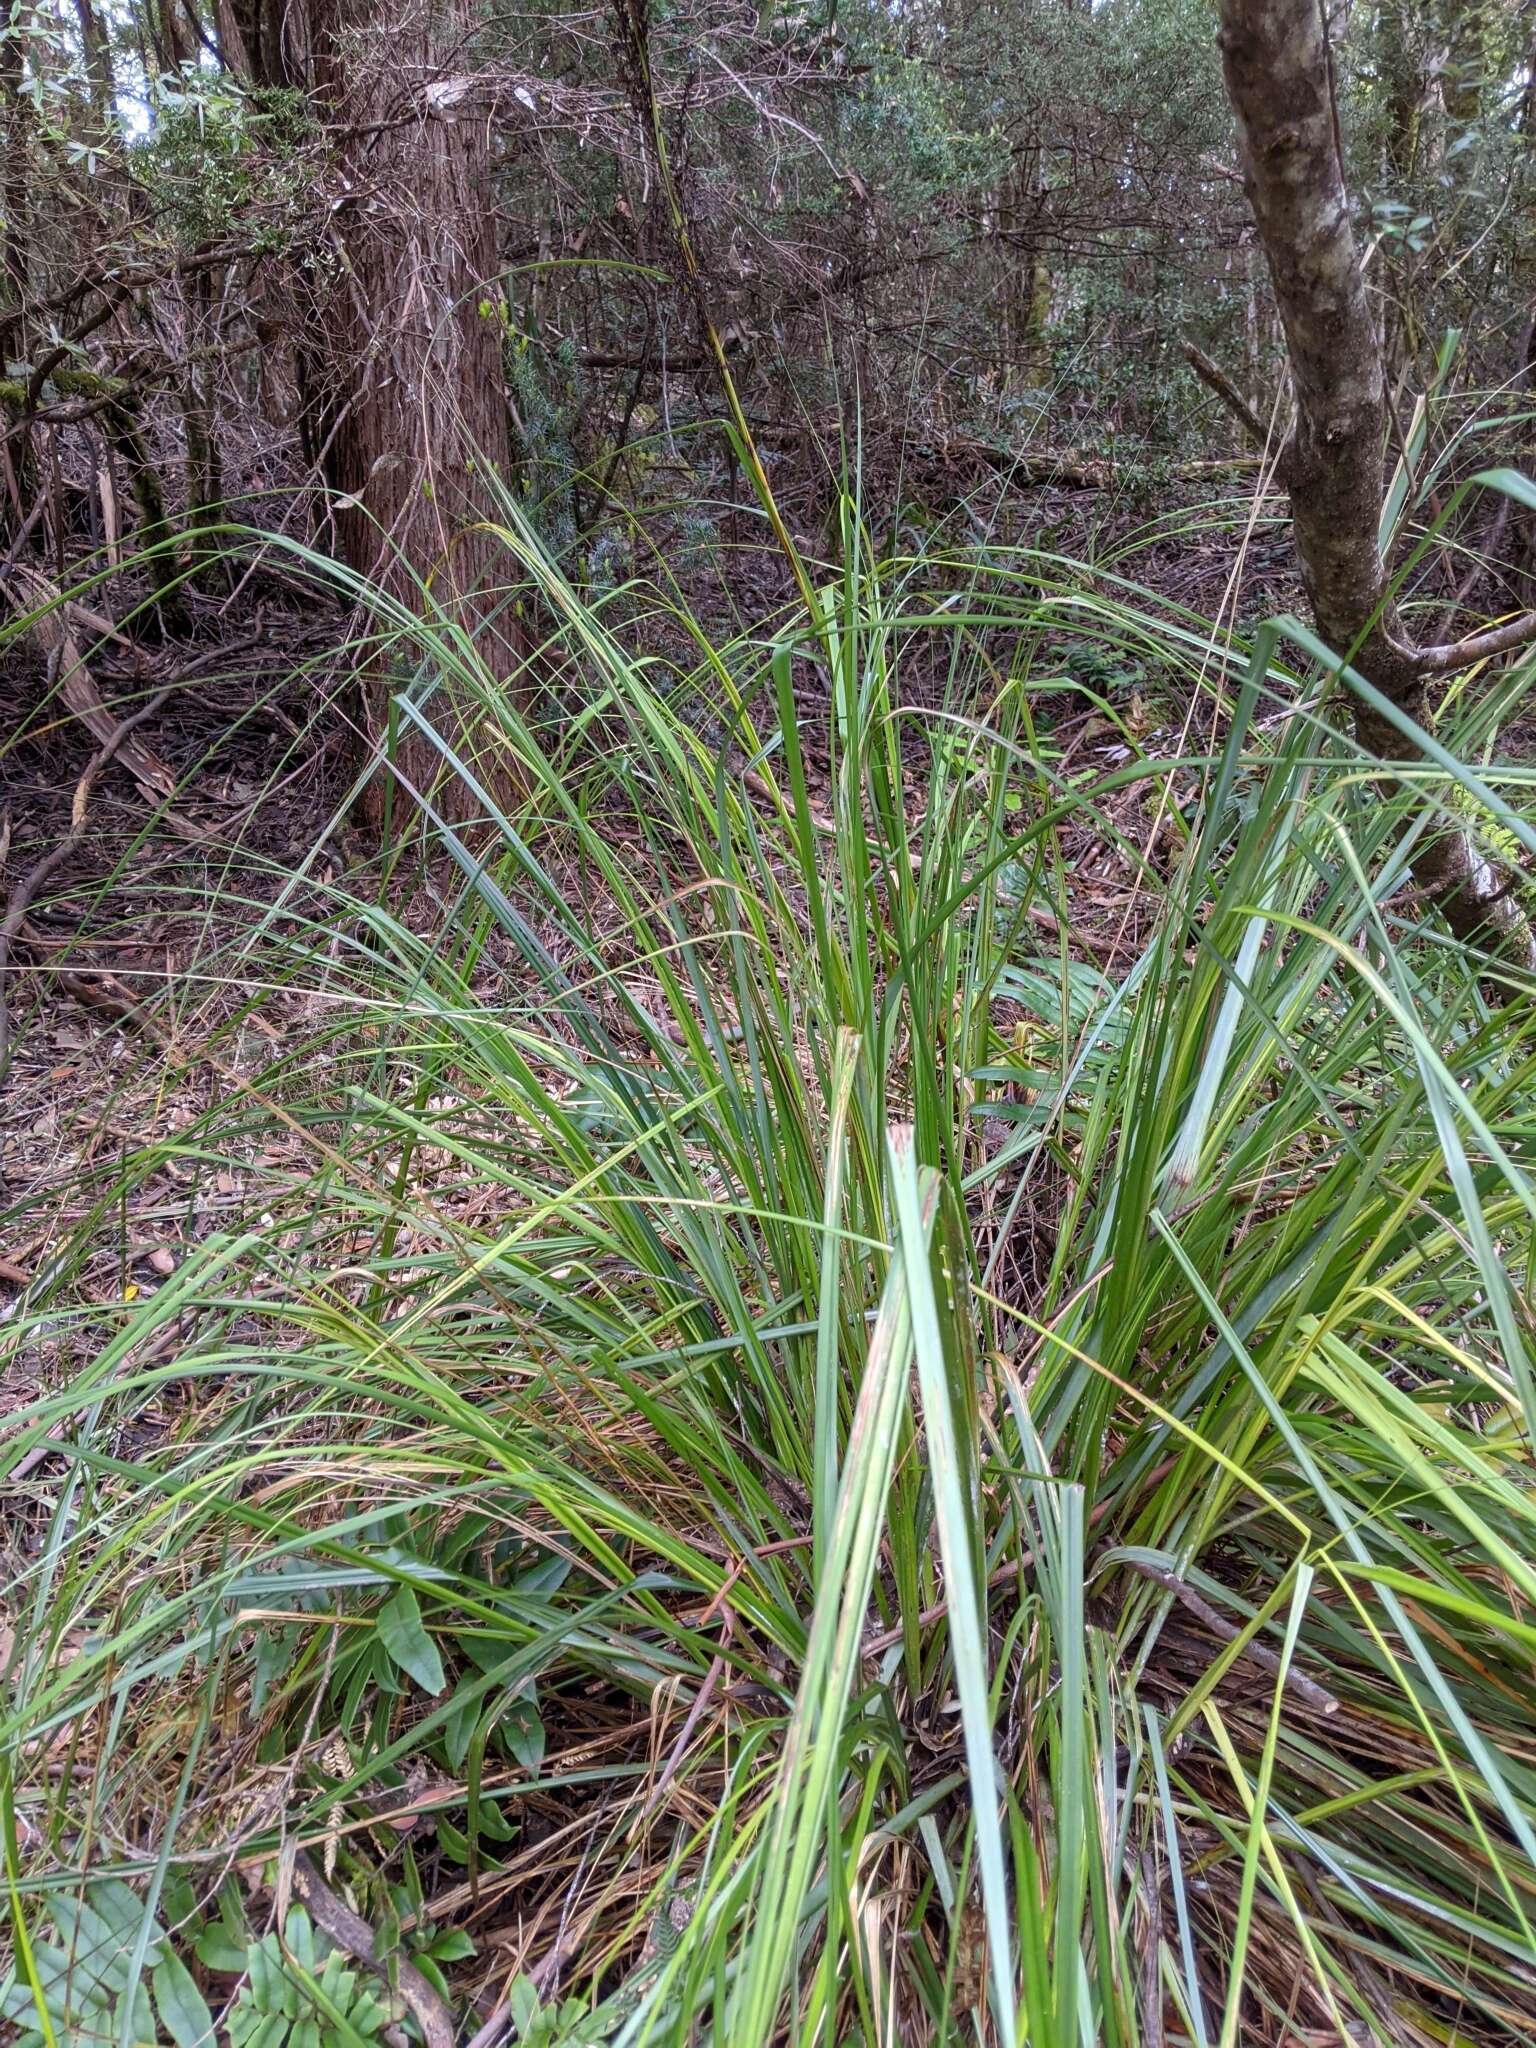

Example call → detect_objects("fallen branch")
1117 1554 1341 1717
0 686 171 1066
3 564 175 800
287 1853 456 2048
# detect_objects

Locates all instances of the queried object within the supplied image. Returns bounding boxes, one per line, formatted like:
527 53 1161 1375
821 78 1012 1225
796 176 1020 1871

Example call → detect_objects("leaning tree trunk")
1216 0 1536 978
304 0 519 826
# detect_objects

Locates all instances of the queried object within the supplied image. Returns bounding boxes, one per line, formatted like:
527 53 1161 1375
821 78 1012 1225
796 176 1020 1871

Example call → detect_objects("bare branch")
1117 1555 1341 1717
4 565 176 798
1181 338 1269 447
288 1855 455 2048
1412 610 1536 674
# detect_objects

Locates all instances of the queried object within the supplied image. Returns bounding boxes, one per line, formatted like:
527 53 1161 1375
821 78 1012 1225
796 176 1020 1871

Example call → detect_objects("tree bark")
60 372 191 633
1000 148 1051 386
300 0 520 825
1216 0 1535 977
1 12 33 543
72 0 115 121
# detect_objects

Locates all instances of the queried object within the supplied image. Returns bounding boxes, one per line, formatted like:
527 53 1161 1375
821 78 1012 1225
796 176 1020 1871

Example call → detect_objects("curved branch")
1411 610 1536 674
1181 338 1269 448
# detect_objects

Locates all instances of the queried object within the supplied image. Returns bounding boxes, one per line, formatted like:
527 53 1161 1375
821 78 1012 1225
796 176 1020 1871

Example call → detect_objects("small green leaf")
47 1897 135 1995
423 1929 476 1962
154 1949 215 2048
377 1588 445 1695
162 1874 201 1931
502 1690 545 1769
434 1814 471 1864
246 1932 277 2012
226 2000 259 2047
475 1794 515 1841
195 1922 250 1974
509 1975 540 2039
90 1878 166 1948
412 1954 451 2002
247 2010 290 2048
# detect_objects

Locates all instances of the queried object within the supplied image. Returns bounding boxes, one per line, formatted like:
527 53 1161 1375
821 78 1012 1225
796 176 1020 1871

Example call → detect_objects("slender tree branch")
0 243 257 346
1117 1555 1340 1717
1181 338 1269 447
1411 610 1536 674
288 1853 455 2048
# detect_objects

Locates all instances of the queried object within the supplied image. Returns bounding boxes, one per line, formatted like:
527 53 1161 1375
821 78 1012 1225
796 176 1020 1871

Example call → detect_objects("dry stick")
0 484 49 572
1135 1848 1166 2048
1181 339 1270 448
287 1852 456 2048
641 1651 728 1815
4 561 176 797
1117 1554 1340 1717
0 684 171 1063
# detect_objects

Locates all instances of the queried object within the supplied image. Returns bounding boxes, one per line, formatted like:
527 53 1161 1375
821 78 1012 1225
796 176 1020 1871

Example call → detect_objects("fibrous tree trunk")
181 266 226 591
1 13 33 544
72 0 115 121
145 0 196 75
300 0 520 825
1216 0 1536 979
999 148 1052 386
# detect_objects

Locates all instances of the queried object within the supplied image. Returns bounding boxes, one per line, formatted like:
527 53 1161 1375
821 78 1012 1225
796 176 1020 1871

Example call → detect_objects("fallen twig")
0 686 171 1065
1118 1554 1340 1716
287 1851 456 2048
4 563 175 799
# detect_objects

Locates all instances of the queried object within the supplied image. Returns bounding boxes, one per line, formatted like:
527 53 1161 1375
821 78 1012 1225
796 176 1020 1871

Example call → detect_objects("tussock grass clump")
3 499 1535 2048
